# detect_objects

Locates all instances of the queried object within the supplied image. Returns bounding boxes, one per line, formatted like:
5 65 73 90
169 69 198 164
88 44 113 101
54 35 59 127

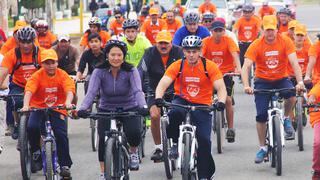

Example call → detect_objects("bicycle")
254 88 295 176
212 72 240 154
294 90 307 151
87 110 142 180
18 105 74 180
159 101 215 180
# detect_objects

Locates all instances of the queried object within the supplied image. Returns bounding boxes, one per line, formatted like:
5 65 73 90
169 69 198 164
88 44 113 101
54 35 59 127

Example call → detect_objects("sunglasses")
204 20 212 23
115 16 121 19
19 40 33 44
213 28 224 32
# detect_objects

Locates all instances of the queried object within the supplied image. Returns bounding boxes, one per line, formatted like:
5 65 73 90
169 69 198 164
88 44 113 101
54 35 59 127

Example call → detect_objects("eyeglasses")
115 16 121 19
204 20 212 23
213 28 224 32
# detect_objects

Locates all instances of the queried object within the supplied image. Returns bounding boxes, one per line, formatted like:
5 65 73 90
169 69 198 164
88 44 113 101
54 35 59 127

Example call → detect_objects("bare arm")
0 67 8 88
213 78 227 103
65 91 74 108
155 76 174 99
21 91 32 111
241 58 254 88
231 51 241 73
288 53 303 83
305 55 316 80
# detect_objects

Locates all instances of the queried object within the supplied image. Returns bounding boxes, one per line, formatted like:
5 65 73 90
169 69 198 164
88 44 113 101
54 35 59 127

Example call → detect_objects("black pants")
97 108 142 162
239 42 252 67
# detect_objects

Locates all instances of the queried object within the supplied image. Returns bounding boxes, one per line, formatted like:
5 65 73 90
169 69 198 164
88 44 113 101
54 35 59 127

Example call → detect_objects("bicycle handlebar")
253 88 296 94
17 105 76 113
302 104 320 108
88 111 140 119
160 101 215 111
0 94 23 100
69 75 87 83
223 72 241 77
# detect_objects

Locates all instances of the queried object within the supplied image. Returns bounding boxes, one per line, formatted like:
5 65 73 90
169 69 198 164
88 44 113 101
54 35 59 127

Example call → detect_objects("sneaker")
292 120 297 131
254 149 267 164
150 148 163 162
129 152 139 171
99 173 105 180
11 125 19 140
226 128 235 143
31 150 42 173
5 127 12 136
0 145 3 154
60 166 71 179
283 118 295 140
313 171 320 180
169 144 178 160
16 140 20 151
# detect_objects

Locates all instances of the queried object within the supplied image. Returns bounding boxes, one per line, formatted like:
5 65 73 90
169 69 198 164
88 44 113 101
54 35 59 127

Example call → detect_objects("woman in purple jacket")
77 40 147 179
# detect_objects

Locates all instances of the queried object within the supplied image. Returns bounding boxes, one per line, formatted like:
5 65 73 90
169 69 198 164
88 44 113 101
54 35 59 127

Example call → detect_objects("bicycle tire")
296 96 304 151
19 114 31 180
182 133 191 180
215 110 223 154
161 118 173 179
45 142 54 180
90 119 98 152
273 116 282 176
105 137 118 180
138 117 146 162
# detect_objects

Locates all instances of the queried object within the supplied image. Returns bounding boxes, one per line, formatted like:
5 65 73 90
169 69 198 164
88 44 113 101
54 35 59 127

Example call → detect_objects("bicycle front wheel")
45 142 54 180
90 119 98 152
296 96 304 151
272 116 282 176
105 137 119 180
182 133 191 180
161 118 173 179
19 114 31 180
214 110 223 154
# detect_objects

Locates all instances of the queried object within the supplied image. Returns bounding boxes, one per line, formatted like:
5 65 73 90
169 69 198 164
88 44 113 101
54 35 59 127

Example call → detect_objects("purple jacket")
80 67 146 111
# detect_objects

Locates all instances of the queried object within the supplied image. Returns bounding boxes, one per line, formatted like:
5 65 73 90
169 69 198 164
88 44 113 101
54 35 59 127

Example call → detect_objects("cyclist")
155 35 227 179
0 27 42 140
307 83 320 180
21 49 75 177
233 3 261 67
121 19 152 67
215 17 238 45
201 12 215 30
138 5 150 25
109 9 125 36
140 7 167 45
53 34 80 75
0 27 7 50
30 18 39 29
79 17 111 52
172 0 186 17
258 1 276 19
165 9 183 37
241 15 305 164
198 0 217 15
282 20 297 41
35 20 57 49
172 11 210 46
277 8 292 34
304 35 320 86
77 40 147 179
202 20 241 143
138 30 184 162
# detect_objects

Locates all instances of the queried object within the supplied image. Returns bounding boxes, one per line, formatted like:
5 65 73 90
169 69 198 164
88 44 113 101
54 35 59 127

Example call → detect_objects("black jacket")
138 45 184 92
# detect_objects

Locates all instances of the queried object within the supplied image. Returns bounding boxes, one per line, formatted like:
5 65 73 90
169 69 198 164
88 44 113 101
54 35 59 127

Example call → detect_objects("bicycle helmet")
242 3 255 12
122 19 139 30
113 6 122 15
181 35 202 48
30 18 39 29
17 27 37 41
278 7 291 16
104 40 128 57
184 11 200 24
35 20 48 29
88 17 102 26
202 12 215 20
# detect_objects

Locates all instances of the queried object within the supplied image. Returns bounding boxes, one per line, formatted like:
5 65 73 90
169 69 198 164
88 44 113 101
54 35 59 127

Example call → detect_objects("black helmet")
30 18 39 29
17 27 37 41
184 11 200 24
104 40 128 57
242 3 255 12
122 19 139 30
181 35 202 48
278 7 291 16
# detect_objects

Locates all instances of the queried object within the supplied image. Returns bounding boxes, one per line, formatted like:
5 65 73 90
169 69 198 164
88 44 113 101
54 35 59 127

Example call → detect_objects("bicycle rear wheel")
19 114 31 180
272 116 282 176
45 142 54 180
182 133 191 180
90 119 98 152
296 96 304 151
161 117 173 179
139 117 146 162
214 110 223 154
105 137 120 180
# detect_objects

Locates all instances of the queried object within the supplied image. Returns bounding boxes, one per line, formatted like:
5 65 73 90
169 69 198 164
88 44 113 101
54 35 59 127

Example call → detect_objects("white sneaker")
0 145 3 154
99 173 105 180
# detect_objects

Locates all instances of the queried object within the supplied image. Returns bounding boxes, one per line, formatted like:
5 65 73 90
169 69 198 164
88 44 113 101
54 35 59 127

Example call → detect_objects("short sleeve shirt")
308 41 320 82
140 19 167 45
110 19 124 35
37 31 57 49
287 44 310 76
80 30 111 48
233 16 261 42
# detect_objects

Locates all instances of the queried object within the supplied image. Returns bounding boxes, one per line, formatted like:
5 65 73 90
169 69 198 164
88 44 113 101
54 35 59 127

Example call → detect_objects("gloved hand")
138 106 149 116
215 102 225 111
154 98 165 107
77 110 90 118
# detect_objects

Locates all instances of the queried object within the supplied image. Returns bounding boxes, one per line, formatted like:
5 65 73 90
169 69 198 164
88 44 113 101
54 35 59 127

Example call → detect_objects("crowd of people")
0 0 320 179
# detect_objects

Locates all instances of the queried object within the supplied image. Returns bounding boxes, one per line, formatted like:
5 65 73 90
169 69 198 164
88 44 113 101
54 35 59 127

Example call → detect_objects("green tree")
20 0 45 9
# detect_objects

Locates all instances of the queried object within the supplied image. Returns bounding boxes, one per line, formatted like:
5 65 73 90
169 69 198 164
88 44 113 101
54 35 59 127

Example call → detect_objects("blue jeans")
7 82 24 111
27 111 72 167
167 96 215 179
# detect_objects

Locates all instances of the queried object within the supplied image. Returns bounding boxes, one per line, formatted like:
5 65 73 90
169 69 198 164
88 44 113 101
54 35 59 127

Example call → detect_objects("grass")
296 0 319 4
8 18 14 28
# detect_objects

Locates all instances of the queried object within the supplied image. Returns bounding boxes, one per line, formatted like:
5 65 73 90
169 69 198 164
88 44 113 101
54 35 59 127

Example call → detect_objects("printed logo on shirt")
213 57 223 67
244 31 252 39
44 87 58 107
185 77 200 83
186 84 200 97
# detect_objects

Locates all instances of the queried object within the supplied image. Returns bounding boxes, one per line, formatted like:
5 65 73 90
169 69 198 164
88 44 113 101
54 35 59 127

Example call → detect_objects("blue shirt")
172 25 211 46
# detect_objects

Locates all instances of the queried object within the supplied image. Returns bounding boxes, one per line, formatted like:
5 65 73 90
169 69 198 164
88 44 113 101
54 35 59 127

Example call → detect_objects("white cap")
58 34 70 41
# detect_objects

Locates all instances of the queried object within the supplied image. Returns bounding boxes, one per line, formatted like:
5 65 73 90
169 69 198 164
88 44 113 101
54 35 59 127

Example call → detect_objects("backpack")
12 46 40 75
176 56 209 78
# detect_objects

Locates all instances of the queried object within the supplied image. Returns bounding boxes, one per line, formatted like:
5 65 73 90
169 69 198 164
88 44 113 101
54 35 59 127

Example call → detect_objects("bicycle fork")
267 109 285 147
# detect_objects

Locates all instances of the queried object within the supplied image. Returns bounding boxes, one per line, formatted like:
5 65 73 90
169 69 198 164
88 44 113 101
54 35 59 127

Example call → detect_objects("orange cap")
41 49 58 62
149 7 159 15
288 20 298 29
294 23 307 36
156 30 172 43
176 0 181 4
263 15 277 30
13 20 27 33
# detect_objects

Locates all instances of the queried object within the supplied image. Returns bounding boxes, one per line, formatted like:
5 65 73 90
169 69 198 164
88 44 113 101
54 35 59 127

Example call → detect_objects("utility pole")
0 0 9 34
46 0 55 32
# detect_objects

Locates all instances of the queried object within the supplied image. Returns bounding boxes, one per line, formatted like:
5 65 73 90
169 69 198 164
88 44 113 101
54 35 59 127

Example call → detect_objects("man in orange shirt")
155 35 226 179
109 10 124 36
140 7 167 45
282 20 297 41
277 8 292 34
173 0 186 17
198 0 217 15
258 1 276 19
241 15 304 164
233 3 261 67
35 20 57 49
21 49 75 178
202 20 241 143
305 35 320 86
166 9 182 37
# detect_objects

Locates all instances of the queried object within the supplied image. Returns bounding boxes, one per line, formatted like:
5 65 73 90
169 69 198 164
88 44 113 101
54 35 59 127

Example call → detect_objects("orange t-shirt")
287 44 310 76
164 58 223 105
109 19 124 35
0 37 40 55
37 31 57 49
1 48 42 87
258 6 276 19
198 2 217 14
80 30 111 48
25 68 75 116
245 34 296 80
161 55 169 69
233 16 261 42
140 19 167 45
308 41 320 83
278 24 288 34
308 83 320 127
178 6 186 17
166 19 183 37
202 35 239 74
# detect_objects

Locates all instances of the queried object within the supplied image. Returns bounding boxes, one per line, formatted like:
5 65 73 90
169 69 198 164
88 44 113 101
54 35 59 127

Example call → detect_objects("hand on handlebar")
215 101 225 111
295 82 305 93
308 94 316 105
20 106 30 112
155 98 165 107
77 110 90 118
244 86 253 94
